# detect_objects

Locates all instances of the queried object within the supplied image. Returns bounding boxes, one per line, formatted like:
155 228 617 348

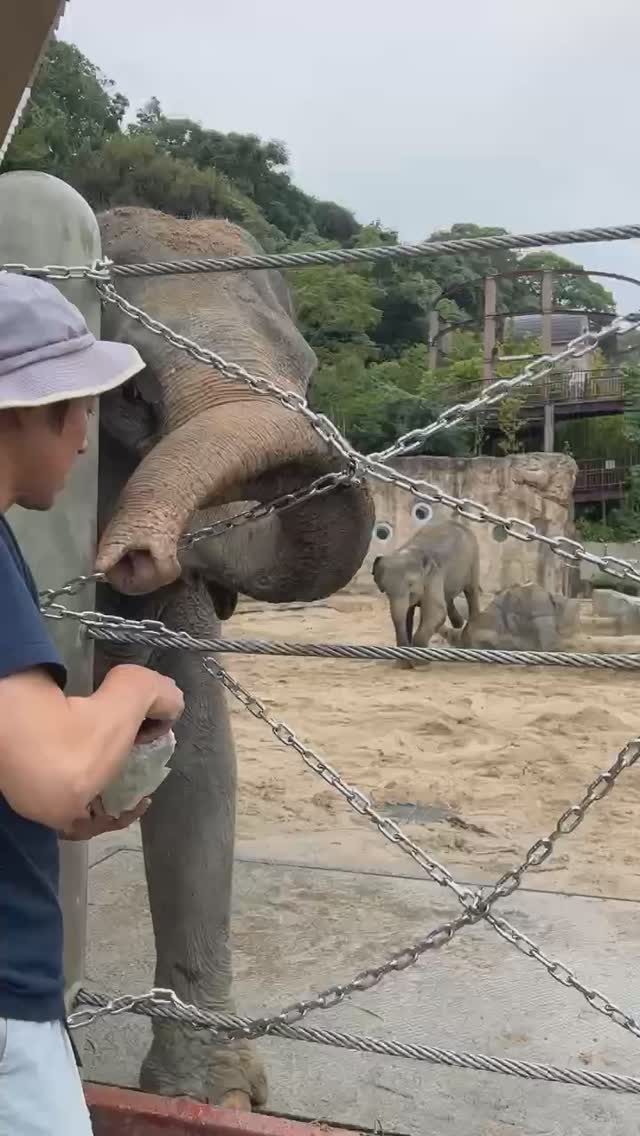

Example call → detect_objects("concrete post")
0 171 101 1011
482 275 497 385
543 401 555 452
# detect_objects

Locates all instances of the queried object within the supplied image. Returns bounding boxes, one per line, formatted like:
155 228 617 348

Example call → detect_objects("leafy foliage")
2 38 623 476
3 41 127 177
517 251 615 314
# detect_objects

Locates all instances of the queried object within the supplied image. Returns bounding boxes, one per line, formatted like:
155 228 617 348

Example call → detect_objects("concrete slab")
81 850 640 1136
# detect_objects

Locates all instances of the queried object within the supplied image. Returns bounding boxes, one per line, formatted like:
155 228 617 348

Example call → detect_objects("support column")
482 275 497 385
428 309 439 370
543 401 555 452
541 270 554 446
0 170 101 1013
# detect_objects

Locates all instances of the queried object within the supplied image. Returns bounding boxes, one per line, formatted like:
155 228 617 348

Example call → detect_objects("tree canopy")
1 39 620 457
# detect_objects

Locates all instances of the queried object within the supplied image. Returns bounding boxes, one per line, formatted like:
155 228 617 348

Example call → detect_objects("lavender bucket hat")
0 271 144 408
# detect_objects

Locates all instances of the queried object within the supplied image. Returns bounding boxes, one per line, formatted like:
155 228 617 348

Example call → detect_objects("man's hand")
59 795 151 841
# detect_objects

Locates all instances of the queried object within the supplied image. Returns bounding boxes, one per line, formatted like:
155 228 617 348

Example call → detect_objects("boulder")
455 583 580 651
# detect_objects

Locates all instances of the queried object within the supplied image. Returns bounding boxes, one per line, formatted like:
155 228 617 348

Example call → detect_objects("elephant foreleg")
139 579 266 1109
464 581 481 621
446 598 464 629
406 604 417 643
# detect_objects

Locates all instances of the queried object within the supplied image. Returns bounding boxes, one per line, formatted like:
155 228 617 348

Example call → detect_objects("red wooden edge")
85 1083 357 1136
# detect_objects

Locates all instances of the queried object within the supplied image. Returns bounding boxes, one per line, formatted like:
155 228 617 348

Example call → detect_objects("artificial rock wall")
351 453 577 596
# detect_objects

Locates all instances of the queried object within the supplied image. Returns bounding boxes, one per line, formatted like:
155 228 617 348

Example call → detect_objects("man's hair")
47 400 71 430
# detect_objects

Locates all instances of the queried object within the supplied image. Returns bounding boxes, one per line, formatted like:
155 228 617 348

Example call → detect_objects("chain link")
204 657 640 1040
481 739 640 907
67 658 640 1042
0 259 112 282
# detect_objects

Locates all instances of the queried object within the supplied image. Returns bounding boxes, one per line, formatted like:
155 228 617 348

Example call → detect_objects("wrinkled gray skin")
94 207 374 1109
372 521 480 654
454 583 579 650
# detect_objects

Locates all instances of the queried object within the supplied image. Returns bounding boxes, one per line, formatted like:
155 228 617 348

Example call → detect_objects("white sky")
60 0 640 311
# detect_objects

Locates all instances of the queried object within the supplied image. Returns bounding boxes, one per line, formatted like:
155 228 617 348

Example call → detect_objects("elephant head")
372 550 429 646
95 208 374 605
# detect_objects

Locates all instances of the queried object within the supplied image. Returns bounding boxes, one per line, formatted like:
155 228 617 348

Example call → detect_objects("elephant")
93 207 374 1110
452 582 579 651
372 520 480 652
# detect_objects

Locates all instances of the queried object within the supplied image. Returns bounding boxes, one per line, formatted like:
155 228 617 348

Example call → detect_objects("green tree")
517 251 615 313
3 41 127 177
291 265 383 359
73 133 281 246
310 350 470 455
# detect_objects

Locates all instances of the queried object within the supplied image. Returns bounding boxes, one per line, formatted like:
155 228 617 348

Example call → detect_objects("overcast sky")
60 0 640 311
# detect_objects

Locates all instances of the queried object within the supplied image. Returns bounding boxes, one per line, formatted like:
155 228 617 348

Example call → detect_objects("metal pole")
482 275 497 384
0 170 101 1014
428 309 439 370
541 270 555 450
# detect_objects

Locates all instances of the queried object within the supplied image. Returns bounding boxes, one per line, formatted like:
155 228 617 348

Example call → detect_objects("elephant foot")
139 1022 267 1110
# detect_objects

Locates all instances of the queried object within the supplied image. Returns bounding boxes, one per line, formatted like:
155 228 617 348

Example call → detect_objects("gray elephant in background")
372 520 480 650
94 207 374 1110
453 583 579 651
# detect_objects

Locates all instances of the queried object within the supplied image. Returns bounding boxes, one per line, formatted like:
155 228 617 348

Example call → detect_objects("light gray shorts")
0 1018 92 1135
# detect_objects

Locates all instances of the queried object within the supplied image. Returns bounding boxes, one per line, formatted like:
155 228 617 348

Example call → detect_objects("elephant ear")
371 556 383 592
207 583 239 621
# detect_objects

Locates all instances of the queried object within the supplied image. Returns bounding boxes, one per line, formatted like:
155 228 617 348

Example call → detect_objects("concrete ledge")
86 1085 355 1135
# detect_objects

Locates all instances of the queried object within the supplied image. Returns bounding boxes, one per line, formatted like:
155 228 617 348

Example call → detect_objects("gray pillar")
0 171 100 1011
482 275 497 385
541 270 554 436
543 400 555 452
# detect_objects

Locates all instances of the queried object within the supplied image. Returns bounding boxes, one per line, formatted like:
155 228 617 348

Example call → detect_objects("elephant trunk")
96 398 372 598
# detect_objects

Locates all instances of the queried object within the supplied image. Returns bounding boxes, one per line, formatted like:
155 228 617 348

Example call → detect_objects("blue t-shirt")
0 516 67 1021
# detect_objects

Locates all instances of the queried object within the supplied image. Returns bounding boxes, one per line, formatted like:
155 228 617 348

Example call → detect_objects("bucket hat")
0 271 144 408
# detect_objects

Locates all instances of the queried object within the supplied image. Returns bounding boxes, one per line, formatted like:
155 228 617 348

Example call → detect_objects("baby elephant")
455 582 578 651
372 520 480 649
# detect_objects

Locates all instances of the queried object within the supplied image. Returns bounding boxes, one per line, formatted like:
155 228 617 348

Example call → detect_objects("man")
0 272 184 1135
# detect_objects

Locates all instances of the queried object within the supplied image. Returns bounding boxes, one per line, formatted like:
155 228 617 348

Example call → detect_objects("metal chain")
38 472 357 608
6 222 635 281
372 312 640 462
69 989 640 1096
482 738 640 906
65 654 640 1044
69 907 477 1039
0 259 112 282
203 656 640 1040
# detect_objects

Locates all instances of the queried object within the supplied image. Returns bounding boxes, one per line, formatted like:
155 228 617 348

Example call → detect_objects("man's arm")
0 664 183 829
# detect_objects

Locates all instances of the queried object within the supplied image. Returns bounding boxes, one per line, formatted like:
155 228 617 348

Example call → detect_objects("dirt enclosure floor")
227 594 640 901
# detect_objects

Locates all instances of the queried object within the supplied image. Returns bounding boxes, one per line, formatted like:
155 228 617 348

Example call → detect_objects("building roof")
0 1 66 162
504 312 590 346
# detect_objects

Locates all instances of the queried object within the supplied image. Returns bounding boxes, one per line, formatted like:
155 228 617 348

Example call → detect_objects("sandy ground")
224 593 640 901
